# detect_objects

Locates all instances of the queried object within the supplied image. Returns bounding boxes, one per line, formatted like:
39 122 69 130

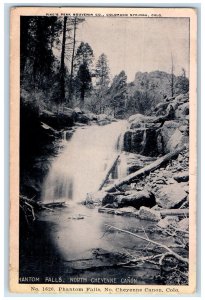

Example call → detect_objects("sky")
76 17 189 82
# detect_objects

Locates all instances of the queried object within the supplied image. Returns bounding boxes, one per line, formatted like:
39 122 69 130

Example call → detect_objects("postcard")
10 6 197 294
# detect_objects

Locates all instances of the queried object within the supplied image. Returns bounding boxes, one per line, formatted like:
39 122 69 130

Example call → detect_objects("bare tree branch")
105 224 188 264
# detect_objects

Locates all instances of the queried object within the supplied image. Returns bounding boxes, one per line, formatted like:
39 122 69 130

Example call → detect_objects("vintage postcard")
10 6 197 295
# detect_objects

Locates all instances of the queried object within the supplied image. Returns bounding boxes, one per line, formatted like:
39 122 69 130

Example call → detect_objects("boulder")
40 110 74 129
156 183 187 209
178 218 189 231
157 216 179 229
175 103 189 119
166 128 187 152
86 112 98 121
97 114 110 121
118 206 139 217
74 113 89 124
173 171 189 183
125 153 155 174
154 102 169 116
138 206 161 221
123 128 159 156
128 114 155 129
97 114 111 126
101 193 117 206
115 190 156 209
178 125 189 134
157 121 180 154
98 119 111 126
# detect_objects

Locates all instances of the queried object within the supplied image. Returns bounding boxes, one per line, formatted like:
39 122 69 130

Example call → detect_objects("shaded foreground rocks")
93 93 190 256
156 183 187 209
94 93 190 285
93 146 189 220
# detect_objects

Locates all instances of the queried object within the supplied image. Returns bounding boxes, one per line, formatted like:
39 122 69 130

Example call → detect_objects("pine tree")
95 53 110 113
74 42 94 106
76 63 92 106
109 71 127 118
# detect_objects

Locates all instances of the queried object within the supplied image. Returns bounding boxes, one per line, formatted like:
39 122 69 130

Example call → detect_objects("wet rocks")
101 190 156 210
126 113 160 157
123 128 159 156
156 183 187 209
118 206 139 217
101 193 116 206
138 206 161 222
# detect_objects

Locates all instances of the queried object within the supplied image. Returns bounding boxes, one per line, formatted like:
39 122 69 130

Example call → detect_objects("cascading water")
36 120 157 279
42 120 128 204
141 123 147 154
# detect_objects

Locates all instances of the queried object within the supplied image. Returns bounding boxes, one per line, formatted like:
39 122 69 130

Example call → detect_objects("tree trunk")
60 16 67 106
159 208 189 217
103 146 186 192
80 87 85 106
170 53 174 97
69 17 77 102
98 155 120 190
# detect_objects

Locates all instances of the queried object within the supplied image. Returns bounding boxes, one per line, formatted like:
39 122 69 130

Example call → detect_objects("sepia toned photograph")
9 6 197 294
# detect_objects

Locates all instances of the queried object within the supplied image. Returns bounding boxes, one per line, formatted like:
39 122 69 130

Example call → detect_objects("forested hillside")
21 16 189 119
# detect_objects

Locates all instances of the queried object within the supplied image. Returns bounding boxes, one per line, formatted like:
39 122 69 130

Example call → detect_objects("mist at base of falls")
42 121 128 204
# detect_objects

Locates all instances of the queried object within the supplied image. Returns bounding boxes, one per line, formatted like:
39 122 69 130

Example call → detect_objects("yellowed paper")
10 6 197 295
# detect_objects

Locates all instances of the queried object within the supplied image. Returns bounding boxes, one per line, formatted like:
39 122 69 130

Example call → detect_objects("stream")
20 121 167 284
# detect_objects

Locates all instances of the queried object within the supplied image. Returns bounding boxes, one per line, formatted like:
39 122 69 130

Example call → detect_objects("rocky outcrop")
124 93 189 156
124 128 159 156
40 109 75 130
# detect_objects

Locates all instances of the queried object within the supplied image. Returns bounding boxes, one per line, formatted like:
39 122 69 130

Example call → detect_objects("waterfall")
42 121 127 203
141 123 147 154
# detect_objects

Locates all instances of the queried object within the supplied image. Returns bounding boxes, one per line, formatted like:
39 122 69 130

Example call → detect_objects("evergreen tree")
74 42 94 106
20 16 62 87
76 63 92 106
95 53 110 113
74 42 94 70
174 68 189 95
109 70 127 118
95 53 110 87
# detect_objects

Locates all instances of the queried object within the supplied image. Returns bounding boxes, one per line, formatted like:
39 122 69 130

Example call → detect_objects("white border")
1 1 204 300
